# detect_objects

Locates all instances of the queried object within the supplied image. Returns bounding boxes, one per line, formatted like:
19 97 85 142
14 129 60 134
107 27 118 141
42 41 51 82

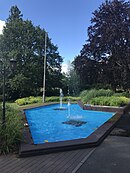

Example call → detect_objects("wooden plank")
61 149 92 173
0 156 12 167
10 157 41 173
20 152 63 173
36 151 71 173
1 157 30 173
47 150 80 173
0 149 94 173
0 156 22 172
67 148 96 173
57 149 90 173
16 154 51 173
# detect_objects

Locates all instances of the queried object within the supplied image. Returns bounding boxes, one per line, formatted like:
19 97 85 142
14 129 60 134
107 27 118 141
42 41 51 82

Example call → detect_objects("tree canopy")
0 6 63 99
74 0 130 91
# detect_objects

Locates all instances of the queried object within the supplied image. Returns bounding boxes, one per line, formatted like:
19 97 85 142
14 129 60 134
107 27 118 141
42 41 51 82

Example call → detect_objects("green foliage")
45 96 81 103
0 103 23 154
91 83 112 90
89 96 130 107
64 96 80 102
15 96 80 106
74 0 130 91
0 6 63 100
80 89 130 106
74 56 100 91
113 92 130 98
45 96 59 102
7 74 33 100
109 96 130 107
80 90 89 98
80 89 114 103
15 96 42 106
45 96 80 103
89 97 111 106
67 63 80 96
0 95 2 102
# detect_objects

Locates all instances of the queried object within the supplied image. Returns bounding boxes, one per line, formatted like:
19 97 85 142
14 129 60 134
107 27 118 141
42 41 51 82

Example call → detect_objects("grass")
0 103 23 154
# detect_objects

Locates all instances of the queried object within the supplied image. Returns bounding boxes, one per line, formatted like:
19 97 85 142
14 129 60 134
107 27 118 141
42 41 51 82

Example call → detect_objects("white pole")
42 32 47 103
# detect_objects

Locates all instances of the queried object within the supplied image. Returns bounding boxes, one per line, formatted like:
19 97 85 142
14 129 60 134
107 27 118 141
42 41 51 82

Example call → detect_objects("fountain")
67 99 71 118
54 89 67 110
60 88 63 108
62 99 87 127
54 90 87 126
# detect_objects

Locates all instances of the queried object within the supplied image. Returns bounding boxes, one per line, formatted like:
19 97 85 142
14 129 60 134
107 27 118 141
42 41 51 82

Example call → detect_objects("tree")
0 6 63 99
67 62 80 96
74 55 101 90
80 0 130 91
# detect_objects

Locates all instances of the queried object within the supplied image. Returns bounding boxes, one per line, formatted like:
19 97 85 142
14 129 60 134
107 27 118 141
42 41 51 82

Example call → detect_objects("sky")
0 0 107 72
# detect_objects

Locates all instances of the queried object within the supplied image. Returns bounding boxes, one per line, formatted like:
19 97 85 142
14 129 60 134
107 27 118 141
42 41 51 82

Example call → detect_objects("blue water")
25 104 115 144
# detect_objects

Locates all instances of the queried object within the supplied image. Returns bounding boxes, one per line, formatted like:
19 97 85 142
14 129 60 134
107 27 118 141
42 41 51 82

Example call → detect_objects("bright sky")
0 0 107 72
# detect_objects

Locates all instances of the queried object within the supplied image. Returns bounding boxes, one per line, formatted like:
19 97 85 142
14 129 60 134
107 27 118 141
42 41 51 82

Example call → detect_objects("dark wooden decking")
1 135 130 173
0 147 95 173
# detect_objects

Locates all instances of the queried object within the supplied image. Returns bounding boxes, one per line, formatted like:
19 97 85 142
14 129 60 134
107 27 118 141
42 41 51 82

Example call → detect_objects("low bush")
80 89 114 103
15 96 80 106
62 96 80 102
0 103 23 154
113 92 130 98
80 90 89 98
44 96 80 103
109 96 130 107
27 96 42 104
15 96 42 106
45 96 59 102
89 96 130 107
89 96 111 106
15 97 28 105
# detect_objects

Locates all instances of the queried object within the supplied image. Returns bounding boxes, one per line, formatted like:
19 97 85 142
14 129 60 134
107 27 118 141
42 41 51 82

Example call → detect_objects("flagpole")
42 31 47 103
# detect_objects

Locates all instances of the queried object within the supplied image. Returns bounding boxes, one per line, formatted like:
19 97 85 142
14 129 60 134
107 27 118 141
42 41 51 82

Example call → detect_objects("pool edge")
19 103 129 157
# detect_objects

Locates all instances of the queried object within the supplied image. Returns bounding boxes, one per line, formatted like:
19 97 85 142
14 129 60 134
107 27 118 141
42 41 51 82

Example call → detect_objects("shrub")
27 96 42 104
80 89 98 103
113 92 130 98
109 96 130 107
15 96 42 106
0 103 23 154
15 98 28 106
45 96 59 102
15 96 81 106
81 89 114 103
63 96 80 102
80 90 89 98
45 96 80 102
89 97 111 106
89 96 130 107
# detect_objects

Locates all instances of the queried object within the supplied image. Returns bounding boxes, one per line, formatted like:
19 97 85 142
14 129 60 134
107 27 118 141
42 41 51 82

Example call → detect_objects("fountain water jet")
67 99 71 118
60 88 63 108
63 99 87 127
54 89 67 110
